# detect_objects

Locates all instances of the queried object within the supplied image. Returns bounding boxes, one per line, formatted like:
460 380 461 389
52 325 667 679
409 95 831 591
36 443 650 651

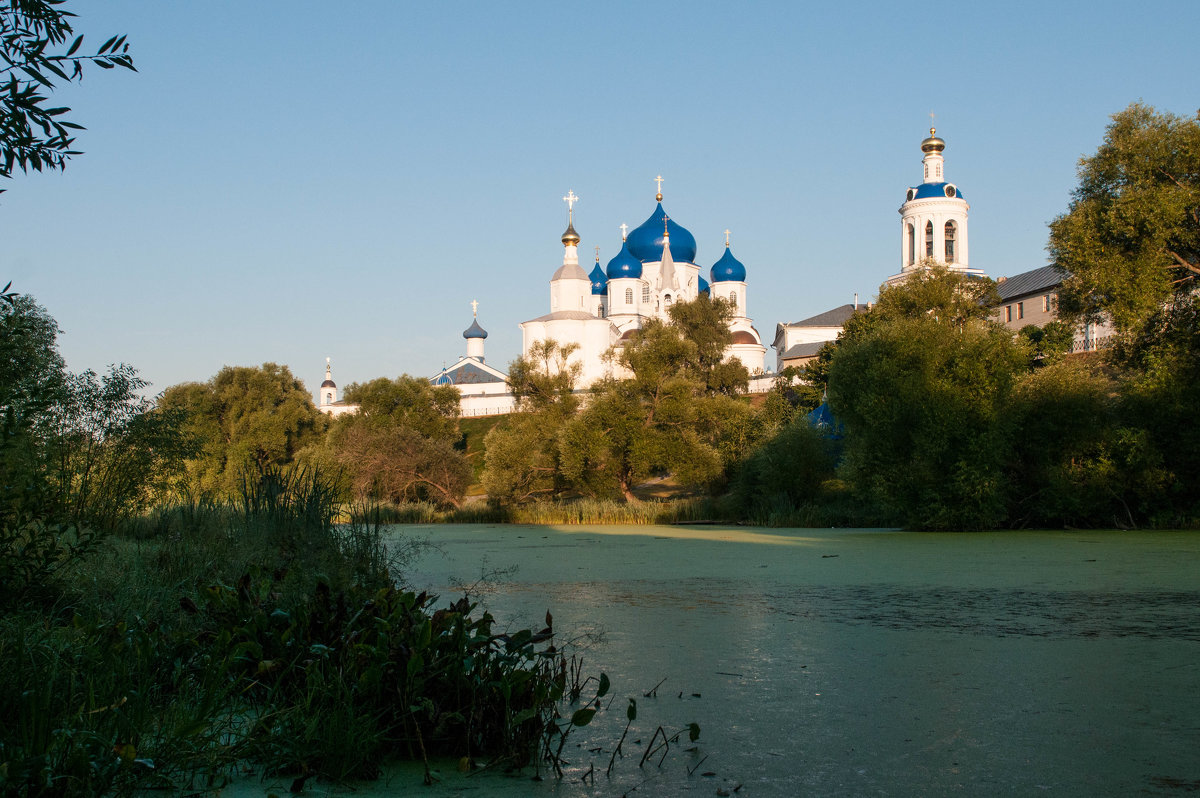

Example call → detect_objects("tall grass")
348 497 719 526
1 466 569 795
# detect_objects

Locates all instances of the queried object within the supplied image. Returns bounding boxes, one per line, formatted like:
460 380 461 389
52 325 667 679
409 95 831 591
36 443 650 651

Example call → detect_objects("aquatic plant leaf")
627 698 637 721
598 672 610 698
572 707 597 727
688 722 701 742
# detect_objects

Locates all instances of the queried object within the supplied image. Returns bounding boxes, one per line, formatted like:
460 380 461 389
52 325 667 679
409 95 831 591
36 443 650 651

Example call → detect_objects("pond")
238 526 1200 796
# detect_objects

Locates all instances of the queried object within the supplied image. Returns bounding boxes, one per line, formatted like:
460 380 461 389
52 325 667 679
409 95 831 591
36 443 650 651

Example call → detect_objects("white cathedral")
518 182 767 388
321 128 978 417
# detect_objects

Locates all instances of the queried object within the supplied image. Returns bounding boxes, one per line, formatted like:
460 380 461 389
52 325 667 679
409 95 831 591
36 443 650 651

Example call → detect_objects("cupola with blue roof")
624 177 698 264
462 300 488 361
710 244 747 283
589 260 608 295
606 238 643 279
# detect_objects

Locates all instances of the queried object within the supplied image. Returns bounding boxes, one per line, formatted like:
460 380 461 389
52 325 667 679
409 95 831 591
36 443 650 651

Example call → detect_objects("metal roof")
996 265 1066 301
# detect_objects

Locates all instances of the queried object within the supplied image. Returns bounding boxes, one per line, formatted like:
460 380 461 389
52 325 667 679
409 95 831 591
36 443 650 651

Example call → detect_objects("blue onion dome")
710 246 746 283
589 262 608 295
698 275 710 295
433 371 453 386
605 239 643 279
626 203 698 263
463 318 488 339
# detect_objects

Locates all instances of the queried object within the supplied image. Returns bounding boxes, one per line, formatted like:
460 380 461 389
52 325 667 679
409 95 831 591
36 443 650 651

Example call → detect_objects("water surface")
240 526 1200 796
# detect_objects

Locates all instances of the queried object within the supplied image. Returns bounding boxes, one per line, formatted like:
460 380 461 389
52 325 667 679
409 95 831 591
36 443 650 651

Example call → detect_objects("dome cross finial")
654 174 664 202
471 299 478 318
594 245 600 262
619 223 628 240
563 189 579 213
662 215 670 237
724 229 731 247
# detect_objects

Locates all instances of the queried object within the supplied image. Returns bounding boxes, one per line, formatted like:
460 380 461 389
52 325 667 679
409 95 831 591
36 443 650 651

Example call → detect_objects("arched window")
729 291 737 311
907 224 915 265
641 282 650 303
664 294 673 308
598 302 605 317
925 221 934 258
625 287 633 305
944 221 957 263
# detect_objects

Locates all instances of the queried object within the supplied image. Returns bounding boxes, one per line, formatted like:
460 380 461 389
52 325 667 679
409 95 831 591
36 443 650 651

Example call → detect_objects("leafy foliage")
1049 103 1200 332
829 315 1027 530
1 0 135 189
157 364 327 498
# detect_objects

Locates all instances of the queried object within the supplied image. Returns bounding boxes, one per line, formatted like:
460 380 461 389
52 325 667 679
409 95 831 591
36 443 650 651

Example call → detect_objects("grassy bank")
0 469 571 795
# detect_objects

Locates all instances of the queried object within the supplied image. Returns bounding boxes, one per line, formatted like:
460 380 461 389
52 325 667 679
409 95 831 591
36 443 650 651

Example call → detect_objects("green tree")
343 375 461 442
333 423 470 508
159 364 327 497
665 294 748 396
828 315 1028 530
506 339 580 414
1049 103 1200 332
559 301 753 501
1 0 135 190
481 340 579 504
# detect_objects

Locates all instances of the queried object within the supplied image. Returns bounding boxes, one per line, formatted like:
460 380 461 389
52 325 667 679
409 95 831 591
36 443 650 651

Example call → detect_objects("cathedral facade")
519 183 767 388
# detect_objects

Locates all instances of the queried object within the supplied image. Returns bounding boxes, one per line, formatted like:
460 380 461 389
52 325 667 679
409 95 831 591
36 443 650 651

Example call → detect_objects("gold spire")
654 174 664 202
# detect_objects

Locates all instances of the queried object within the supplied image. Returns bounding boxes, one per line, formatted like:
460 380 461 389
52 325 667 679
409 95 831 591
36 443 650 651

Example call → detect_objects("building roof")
710 246 746 283
785 303 869 327
908 181 965 201
997 265 1066 301
462 318 488 339
605 239 643 279
626 202 698 264
523 310 612 323
431 358 507 386
780 341 829 360
551 262 589 281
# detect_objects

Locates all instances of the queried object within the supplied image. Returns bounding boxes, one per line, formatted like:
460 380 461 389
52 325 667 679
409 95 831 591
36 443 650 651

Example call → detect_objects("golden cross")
470 299 478 317
562 190 579 212
619 223 628 240
662 215 670 236
654 175 664 194
594 245 600 261
724 229 731 246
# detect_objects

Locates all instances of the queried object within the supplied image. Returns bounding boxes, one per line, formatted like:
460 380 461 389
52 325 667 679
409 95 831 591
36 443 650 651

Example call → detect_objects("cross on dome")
655 174 664 201
594 245 600 261
724 229 731 247
471 299 478 317
619 223 628 240
662 216 670 236
563 190 579 212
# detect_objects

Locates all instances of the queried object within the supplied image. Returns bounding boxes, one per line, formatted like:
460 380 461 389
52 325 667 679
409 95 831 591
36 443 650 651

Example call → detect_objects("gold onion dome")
561 220 580 247
921 127 945 153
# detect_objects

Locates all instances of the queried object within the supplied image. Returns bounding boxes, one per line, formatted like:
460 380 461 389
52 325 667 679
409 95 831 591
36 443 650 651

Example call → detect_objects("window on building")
664 294 673 308
625 287 633 305
1005 305 1012 323
944 221 957 263
907 224 915 265
925 221 933 258
1017 302 1024 320
598 302 605 317
1042 295 1050 313
642 282 650 303
729 291 737 311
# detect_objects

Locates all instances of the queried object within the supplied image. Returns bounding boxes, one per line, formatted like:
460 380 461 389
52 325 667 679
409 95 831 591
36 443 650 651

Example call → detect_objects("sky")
4 0 1198 401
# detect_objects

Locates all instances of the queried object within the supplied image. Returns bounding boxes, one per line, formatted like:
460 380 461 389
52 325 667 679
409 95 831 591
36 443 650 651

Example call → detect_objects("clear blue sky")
4 0 1197 399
